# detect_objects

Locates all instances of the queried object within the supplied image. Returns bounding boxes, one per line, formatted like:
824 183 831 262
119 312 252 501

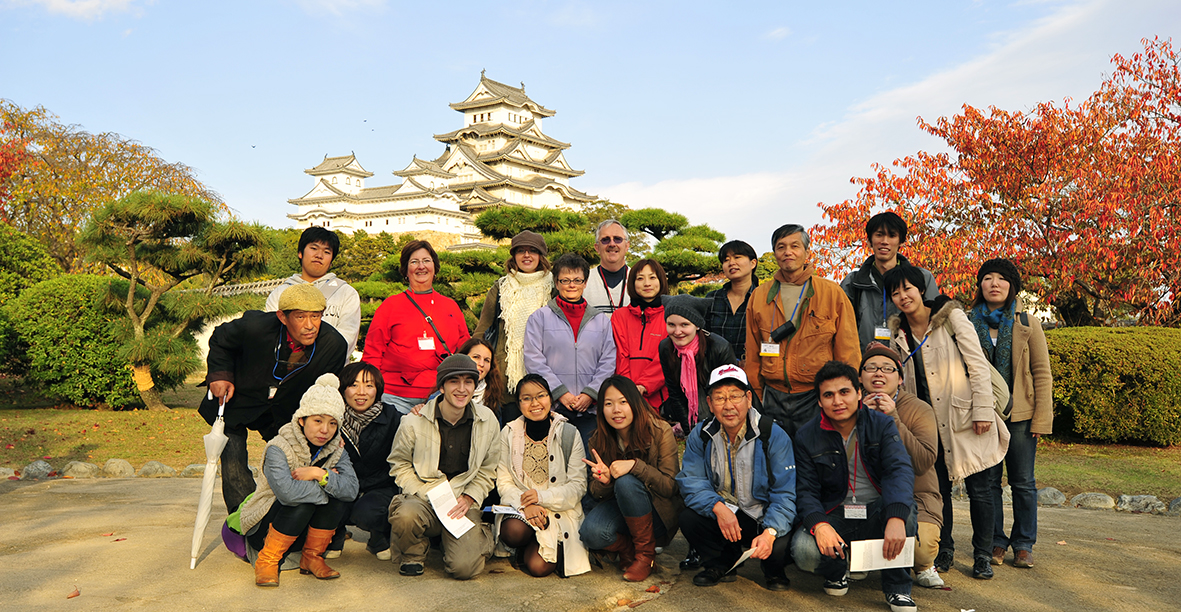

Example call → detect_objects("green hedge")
1047 326 1181 446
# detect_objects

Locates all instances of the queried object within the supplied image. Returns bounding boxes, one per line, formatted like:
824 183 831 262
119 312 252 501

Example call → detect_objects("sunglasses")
598 236 626 245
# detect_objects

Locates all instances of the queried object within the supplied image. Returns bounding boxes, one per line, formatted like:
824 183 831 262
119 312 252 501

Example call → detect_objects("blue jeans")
579 475 666 549
382 394 428 416
791 499 915 596
990 419 1038 552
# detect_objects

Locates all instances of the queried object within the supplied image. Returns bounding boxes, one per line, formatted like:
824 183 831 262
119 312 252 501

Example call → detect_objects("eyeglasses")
709 393 747 406
861 365 898 374
514 247 540 256
520 392 549 405
408 258 433 267
598 236 626 245
557 278 586 286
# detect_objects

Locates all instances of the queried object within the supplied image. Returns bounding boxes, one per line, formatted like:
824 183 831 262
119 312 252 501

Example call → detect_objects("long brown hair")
590 375 657 464
458 337 503 411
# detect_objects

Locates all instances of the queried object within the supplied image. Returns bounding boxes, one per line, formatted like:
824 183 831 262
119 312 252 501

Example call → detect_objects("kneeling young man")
791 360 917 612
387 354 499 579
676 365 796 591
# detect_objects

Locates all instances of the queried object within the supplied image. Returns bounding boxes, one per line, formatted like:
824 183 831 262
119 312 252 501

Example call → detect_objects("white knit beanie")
292 373 345 424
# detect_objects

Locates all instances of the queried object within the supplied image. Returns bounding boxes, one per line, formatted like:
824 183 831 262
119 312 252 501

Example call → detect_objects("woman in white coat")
496 373 591 577
885 265 1009 581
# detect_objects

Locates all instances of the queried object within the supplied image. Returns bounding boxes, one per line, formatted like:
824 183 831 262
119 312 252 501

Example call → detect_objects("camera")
769 321 796 343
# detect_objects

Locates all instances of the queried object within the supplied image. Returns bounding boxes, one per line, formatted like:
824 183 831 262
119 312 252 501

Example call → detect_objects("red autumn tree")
811 36 1181 326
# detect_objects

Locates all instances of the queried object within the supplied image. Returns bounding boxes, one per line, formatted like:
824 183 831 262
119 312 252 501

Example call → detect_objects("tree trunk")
131 363 169 410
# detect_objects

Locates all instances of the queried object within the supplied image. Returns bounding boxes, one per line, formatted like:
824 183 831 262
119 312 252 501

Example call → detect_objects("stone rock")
102 458 136 478
20 460 53 480
0 467 15 479
1001 485 1012 505
1169 498 1181 516
179 464 207 478
137 461 176 478
1037 487 1067 506
63 461 101 478
1115 494 1167 514
1070 492 1114 510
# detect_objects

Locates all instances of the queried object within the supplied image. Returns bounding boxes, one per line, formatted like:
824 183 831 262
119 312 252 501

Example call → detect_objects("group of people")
198 215 1052 612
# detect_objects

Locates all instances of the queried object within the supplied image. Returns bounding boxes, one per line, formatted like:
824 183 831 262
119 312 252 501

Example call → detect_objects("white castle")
288 73 595 247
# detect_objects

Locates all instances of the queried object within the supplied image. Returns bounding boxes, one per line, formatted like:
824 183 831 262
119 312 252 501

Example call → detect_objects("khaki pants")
388 494 492 580
914 521 941 571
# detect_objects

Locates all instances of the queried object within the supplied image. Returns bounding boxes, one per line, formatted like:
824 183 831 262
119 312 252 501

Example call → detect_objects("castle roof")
304 153 374 178
449 74 556 117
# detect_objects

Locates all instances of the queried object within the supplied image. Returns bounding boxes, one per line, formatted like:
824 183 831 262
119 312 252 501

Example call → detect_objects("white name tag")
844 504 868 520
874 326 890 341
268 386 277 399
760 342 780 357
418 336 436 351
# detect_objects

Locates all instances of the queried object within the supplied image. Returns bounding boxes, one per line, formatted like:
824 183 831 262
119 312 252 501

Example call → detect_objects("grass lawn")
1033 440 1181 501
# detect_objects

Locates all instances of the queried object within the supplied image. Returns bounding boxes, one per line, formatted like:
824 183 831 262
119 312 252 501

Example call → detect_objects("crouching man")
791 360 917 612
387 354 499 579
676 365 796 591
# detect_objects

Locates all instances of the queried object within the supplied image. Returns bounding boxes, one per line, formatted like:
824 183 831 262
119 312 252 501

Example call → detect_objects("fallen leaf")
43 455 51 459
62 475 73 479
1057 540 1067 545
488 569 504 574
628 601 646 609
113 538 126 542
7 476 17 480
1106 537 1116 541
617 599 631 606
67 586 80 599
645 585 660 593
4 444 12 449
101 533 114 536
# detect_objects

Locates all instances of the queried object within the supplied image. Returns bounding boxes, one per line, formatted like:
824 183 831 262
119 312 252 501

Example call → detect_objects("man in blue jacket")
791 360 917 612
676 364 796 591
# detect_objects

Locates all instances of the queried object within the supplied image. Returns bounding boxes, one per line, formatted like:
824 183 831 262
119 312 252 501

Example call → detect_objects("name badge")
760 342 780 357
418 335 436 351
874 326 890 341
268 386 277 400
844 504 867 520
723 502 740 515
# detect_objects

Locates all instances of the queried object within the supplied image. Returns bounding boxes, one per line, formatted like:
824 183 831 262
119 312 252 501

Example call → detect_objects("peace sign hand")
581 448 611 484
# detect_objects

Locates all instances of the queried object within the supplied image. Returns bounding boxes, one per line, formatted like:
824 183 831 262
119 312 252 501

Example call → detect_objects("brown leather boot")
255 525 298 587
623 514 655 582
602 532 635 570
299 527 341 579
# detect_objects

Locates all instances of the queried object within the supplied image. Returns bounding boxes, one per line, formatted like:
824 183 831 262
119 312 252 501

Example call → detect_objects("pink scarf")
676 334 701 425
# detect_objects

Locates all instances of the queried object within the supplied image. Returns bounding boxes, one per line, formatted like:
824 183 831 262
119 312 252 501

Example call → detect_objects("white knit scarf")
500 270 553 390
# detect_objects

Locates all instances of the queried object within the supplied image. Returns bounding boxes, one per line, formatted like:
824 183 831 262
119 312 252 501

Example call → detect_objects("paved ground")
1 477 1177 612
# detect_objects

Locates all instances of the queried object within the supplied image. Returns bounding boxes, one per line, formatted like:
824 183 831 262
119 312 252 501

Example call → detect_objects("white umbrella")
190 393 228 569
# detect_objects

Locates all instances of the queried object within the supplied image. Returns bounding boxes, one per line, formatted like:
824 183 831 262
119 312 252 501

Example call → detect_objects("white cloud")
548 1 601 28
11 0 141 20
765 26 791 40
596 0 1176 250
294 0 385 16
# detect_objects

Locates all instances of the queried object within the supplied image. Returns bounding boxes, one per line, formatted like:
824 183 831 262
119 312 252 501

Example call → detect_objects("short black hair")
866 212 908 244
717 240 758 264
552 252 590 282
515 373 552 400
299 227 340 263
338 361 384 402
771 224 810 250
883 265 928 297
814 360 860 393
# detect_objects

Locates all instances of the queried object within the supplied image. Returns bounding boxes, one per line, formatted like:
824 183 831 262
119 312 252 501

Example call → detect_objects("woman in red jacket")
610 259 669 413
362 240 470 416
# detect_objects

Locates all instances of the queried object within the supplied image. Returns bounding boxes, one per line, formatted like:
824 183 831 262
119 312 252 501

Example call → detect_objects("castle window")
346 177 351 185
332 177 337 184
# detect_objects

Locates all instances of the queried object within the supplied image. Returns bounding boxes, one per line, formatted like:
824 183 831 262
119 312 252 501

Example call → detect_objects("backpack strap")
559 422 576 466
758 419 776 488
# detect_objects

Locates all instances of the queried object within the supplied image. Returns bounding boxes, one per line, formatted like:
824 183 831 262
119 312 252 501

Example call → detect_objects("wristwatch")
318 472 329 487
765 527 778 537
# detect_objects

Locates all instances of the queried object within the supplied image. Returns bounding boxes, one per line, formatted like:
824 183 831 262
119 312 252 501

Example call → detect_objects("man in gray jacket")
266 227 361 359
840 212 938 350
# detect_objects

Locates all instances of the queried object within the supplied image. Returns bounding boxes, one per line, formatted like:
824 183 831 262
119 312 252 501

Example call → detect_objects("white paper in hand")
426 480 475 538
849 536 915 572
727 547 756 574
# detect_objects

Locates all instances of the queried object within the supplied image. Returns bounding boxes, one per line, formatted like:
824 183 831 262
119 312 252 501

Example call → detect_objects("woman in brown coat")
580 375 683 582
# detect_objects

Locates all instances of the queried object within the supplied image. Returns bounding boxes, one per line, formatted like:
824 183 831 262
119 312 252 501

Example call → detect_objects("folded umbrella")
190 393 228 569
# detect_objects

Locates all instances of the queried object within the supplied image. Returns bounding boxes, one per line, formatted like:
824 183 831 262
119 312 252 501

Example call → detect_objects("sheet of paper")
489 505 528 521
426 480 474 538
848 536 915 572
727 547 756 574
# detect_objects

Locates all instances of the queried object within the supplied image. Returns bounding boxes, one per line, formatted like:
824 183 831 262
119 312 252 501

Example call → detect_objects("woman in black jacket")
658 295 737 436
326 361 400 560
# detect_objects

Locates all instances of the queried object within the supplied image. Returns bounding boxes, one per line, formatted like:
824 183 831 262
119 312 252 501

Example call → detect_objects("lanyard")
902 333 928 365
882 286 889 326
598 265 627 310
273 331 315 383
845 434 860 503
774 277 811 329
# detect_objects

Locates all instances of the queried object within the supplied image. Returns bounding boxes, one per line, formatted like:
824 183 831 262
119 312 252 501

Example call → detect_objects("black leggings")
247 497 348 551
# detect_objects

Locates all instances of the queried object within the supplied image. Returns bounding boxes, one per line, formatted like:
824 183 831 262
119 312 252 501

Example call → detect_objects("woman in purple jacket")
523 253 618 452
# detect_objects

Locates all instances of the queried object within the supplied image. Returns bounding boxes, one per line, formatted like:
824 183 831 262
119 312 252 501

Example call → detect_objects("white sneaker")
324 549 342 559
886 592 917 612
375 548 392 561
849 571 869 580
914 566 944 588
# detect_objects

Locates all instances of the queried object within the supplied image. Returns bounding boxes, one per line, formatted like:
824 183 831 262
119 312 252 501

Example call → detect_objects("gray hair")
595 218 628 241
771 224 810 250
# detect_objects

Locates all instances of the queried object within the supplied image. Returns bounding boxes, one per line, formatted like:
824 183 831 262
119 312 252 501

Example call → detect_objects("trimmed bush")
1047 326 1181 446
6 274 140 407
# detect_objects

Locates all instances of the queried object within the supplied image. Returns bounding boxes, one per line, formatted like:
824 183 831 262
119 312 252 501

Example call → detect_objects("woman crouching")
496 373 591 577
238 373 359 586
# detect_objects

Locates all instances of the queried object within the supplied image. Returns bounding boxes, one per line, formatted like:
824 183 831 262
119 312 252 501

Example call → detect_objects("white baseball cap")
707 364 750 391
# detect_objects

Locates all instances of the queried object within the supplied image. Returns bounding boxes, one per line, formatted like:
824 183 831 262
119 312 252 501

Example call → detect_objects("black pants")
935 442 993 560
791 498 915 595
221 426 259 515
247 497 349 551
679 507 791 577
331 487 397 553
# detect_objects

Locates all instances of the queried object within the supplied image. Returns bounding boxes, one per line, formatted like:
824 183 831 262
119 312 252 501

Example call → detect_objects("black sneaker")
764 573 791 591
693 567 726 587
823 573 849 596
680 547 702 570
934 549 954 573
972 557 994 580
885 592 917 612
399 563 424 576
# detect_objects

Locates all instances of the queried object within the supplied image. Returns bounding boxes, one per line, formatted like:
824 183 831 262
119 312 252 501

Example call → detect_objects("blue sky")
1 0 1176 249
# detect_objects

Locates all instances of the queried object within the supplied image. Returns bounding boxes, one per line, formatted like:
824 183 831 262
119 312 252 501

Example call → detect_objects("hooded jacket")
840 255 939 350
611 301 669 410
522 299 617 404
265 272 361 359
793 406 914 532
